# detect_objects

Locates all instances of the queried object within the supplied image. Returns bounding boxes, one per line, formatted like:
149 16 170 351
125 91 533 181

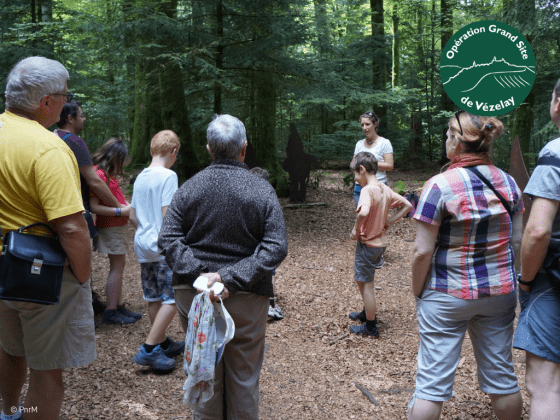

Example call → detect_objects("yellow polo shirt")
0 111 84 231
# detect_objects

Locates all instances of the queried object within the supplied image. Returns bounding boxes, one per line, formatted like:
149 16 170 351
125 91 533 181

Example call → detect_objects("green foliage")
307 170 322 190
1 0 558 181
343 173 355 189
393 180 406 195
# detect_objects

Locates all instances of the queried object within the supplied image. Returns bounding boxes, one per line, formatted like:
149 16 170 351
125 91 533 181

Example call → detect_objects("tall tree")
370 0 387 127
440 0 455 162
510 0 536 167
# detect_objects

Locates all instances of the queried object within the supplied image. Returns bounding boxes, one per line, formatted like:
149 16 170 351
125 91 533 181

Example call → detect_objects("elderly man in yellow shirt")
0 57 96 420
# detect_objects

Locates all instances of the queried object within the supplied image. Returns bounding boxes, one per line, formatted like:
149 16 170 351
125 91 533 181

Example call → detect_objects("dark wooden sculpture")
508 135 531 226
282 124 321 203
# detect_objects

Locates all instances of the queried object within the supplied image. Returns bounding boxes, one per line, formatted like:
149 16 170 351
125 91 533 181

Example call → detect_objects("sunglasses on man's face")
49 92 74 103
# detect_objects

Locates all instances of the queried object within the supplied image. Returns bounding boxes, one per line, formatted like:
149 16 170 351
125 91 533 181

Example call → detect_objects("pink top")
91 167 128 228
356 182 408 248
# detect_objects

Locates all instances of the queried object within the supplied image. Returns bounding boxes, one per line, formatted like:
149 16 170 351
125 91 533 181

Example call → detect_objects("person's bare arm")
377 153 394 172
90 195 130 218
51 212 91 283
386 195 412 229
80 164 126 209
351 201 370 240
510 211 524 273
129 207 138 228
520 197 559 291
411 221 439 297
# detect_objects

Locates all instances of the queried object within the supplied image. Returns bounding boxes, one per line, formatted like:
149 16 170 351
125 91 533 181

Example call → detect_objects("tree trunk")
314 0 330 56
254 72 286 194
214 0 223 114
392 6 399 88
440 0 454 162
370 0 386 129
159 59 201 179
409 6 424 159
31 0 36 23
131 62 152 165
511 88 534 167
511 0 536 167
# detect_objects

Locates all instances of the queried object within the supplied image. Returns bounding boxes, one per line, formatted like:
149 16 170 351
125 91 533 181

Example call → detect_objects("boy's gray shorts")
354 242 385 282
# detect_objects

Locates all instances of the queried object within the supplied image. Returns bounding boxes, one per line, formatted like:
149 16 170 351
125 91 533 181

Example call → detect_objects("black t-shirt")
56 130 93 211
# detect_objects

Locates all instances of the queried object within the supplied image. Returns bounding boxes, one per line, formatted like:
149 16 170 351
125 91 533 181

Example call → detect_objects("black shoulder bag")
0 223 67 304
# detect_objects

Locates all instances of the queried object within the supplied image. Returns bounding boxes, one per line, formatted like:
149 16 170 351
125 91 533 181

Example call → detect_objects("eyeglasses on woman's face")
454 110 465 137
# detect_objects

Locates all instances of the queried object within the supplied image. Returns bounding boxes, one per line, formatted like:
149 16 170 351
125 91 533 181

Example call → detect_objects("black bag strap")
464 166 514 220
17 222 59 239
537 155 560 168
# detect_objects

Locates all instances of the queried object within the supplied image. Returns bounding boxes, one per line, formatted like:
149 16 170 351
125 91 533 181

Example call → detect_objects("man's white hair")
5 56 68 113
207 114 247 160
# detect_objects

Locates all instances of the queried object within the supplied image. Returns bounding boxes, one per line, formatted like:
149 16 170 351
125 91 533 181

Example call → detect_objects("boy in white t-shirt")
130 130 184 371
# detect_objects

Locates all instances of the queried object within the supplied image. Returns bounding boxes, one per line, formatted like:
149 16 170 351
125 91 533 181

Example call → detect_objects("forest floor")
4 166 530 419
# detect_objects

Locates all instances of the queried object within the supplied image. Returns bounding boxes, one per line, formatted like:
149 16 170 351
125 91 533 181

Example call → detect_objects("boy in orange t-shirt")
349 152 412 337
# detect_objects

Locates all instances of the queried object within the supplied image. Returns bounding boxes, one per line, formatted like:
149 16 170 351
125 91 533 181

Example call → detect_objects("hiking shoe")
162 338 185 358
273 305 284 319
349 324 379 337
102 309 136 325
4 403 24 420
349 310 367 322
133 345 176 371
375 256 384 269
268 305 276 318
117 304 142 320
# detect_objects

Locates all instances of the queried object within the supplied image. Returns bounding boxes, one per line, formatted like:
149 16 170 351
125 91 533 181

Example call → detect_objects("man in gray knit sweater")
159 114 288 419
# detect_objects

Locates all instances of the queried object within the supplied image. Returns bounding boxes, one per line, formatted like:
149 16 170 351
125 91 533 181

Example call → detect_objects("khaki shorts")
0 267 97 370
93 225 129 255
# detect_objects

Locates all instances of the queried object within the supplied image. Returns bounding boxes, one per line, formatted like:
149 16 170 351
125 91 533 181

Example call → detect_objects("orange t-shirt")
356 182 408 248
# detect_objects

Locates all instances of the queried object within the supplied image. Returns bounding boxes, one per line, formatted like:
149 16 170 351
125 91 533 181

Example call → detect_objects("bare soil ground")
5 167 529 419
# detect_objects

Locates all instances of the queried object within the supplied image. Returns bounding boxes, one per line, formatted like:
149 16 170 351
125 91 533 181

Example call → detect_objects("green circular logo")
441 20 535 116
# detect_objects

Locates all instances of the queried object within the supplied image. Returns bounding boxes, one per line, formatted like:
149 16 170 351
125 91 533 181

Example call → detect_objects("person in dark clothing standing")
55 100 131 236
159 114 288 420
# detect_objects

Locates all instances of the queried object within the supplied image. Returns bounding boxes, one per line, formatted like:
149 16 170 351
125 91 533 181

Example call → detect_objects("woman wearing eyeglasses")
352 111 394 208
407 111 524 420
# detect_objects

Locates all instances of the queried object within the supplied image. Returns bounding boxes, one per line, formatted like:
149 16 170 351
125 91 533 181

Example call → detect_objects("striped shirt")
413 165 523 299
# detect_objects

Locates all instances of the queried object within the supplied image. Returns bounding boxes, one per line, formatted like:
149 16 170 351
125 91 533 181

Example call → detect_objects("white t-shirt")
131 166 178 263
353 136 393 184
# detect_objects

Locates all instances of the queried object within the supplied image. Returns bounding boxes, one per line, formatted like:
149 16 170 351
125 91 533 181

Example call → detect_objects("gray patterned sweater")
158 159 288 297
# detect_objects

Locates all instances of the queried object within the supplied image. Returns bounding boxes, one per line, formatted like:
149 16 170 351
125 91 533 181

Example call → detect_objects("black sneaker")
102 309 136 325
349 324 379 337
117 304 142 320
349 310 367 322
161 338 185 358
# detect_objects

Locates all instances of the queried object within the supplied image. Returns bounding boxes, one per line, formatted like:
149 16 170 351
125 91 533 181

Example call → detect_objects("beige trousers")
175 288 269 420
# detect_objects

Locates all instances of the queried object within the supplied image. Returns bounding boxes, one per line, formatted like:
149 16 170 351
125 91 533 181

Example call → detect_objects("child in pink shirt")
349 152 412 337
